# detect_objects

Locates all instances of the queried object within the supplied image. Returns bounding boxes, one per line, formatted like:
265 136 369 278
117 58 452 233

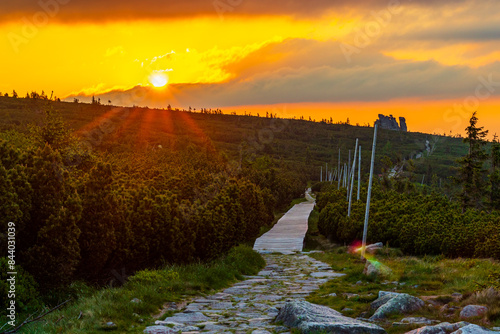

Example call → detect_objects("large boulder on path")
275 300 386 334
369 293 425 321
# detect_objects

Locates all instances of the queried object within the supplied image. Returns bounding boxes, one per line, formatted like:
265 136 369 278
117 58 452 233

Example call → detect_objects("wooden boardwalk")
253 190 315 254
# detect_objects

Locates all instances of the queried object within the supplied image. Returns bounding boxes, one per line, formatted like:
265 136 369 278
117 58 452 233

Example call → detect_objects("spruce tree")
456 112 489 210
489 135 500 210
77 162 118 280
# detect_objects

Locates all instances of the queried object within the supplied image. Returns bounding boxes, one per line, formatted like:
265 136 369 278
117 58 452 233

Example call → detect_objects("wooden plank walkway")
253 190 315 254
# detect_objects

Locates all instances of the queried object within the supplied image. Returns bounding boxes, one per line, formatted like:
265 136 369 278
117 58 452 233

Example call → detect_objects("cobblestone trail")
145 253 345 334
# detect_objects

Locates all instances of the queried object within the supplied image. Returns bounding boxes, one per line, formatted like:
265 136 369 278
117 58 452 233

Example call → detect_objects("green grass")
290 197 309 206
303 209 336 252
14 245 265 334
307 247 500 333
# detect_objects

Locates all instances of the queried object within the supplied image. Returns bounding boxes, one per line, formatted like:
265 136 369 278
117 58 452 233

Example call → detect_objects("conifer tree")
77 162 118 279
456 112 489 210
489 135 500 210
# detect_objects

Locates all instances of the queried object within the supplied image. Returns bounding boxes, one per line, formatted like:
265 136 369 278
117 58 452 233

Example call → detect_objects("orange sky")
1 0 499 137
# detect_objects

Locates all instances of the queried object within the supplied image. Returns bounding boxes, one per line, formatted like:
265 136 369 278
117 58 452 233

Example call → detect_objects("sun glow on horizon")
149 73 168 87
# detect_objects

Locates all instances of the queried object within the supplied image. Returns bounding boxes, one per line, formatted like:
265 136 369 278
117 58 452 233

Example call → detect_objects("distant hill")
0 96 469 186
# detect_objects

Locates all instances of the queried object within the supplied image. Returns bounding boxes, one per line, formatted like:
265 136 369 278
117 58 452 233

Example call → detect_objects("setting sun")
149 73 168 88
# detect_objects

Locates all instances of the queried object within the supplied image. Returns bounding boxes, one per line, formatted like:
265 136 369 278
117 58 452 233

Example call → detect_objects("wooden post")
357 146 361 201
361 124 378 259
348 139 359 217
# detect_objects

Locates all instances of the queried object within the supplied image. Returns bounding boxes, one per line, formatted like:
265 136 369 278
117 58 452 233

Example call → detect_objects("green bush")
317 186 500 260
0 258 41 312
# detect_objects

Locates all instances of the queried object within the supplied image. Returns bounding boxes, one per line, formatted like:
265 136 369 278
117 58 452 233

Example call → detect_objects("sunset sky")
1 0 500 136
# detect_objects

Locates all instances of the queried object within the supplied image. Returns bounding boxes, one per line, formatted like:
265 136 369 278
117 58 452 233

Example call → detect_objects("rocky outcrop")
375 114 399 131
400 117 408 131
374 114 408 132
370 292 425 320
275 300 386 334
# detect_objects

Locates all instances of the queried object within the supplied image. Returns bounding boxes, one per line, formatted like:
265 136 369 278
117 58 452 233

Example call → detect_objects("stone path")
145 253 345 334
253 190 315 254
144 190 337 334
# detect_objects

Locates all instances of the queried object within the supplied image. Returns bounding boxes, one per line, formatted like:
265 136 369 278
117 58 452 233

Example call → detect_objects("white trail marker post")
348 139 359 217
357 146 362 201
361 125 378 259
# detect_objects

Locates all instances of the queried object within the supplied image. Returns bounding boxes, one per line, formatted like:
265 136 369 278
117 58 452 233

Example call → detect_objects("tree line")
0 108 305 312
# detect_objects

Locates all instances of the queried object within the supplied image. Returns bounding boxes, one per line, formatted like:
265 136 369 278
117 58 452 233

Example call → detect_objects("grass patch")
12 245 265 334
307 247 500 333
288 197 309 208
303 209 336 251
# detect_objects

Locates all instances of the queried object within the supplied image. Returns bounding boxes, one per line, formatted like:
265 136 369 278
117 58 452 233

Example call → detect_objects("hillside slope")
0 96 468 185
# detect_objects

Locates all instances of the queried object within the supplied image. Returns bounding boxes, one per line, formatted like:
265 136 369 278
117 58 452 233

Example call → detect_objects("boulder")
365 242 384 253
379 291 400 298
370 293 425 320
460 305 488 318
363 261 392 277
451 324 500 333
275 300 386 334
405 322 470 334
370 293 398 310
